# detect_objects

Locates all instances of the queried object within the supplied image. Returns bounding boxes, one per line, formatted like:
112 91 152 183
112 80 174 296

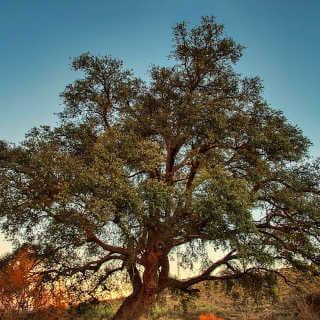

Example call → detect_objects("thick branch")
158 255 170 290
186 161 199 190
75 214 132 257
87 232 131 257
165 144 182 183
167 266 268 293
127 264 142 294
167 250 237 290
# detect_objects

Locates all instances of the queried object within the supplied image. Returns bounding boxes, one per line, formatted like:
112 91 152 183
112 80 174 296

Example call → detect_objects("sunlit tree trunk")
111 284 157 320
112 246 164 320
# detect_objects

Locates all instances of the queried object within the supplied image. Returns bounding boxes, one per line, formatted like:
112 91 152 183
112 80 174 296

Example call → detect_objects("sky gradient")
1 0 319 253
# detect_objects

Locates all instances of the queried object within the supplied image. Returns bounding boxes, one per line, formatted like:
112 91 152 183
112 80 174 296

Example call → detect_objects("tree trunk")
111 285 157 320
112 249 162 320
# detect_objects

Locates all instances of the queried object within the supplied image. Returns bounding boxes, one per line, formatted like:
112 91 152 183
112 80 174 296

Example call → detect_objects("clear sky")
0 0 319 254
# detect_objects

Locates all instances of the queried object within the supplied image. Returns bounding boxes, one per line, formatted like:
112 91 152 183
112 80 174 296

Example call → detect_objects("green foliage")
223 271 278 304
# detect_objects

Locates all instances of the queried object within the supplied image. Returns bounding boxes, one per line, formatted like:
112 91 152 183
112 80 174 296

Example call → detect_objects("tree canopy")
1 16 320 320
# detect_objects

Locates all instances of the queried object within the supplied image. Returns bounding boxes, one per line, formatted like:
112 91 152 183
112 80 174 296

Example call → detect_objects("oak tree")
1 17 320 319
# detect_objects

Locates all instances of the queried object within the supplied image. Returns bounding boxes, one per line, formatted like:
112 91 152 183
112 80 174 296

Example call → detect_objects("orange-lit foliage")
199 314 224 320
0 246 68 319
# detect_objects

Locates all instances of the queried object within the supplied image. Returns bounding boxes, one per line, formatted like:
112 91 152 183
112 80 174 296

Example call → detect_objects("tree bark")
111 246 164 320
111 283 157 320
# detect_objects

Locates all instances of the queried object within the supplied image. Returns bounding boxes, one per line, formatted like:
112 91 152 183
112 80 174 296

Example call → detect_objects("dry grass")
1 268 320 320
139 269 320 320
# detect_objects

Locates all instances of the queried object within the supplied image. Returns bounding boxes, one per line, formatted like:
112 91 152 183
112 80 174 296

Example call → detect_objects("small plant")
199 313 224 320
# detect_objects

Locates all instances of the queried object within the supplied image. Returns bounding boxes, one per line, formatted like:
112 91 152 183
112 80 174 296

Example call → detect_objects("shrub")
199 313 224 320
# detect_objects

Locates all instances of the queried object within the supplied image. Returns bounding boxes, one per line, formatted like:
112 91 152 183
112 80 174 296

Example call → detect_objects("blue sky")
0 0 319 252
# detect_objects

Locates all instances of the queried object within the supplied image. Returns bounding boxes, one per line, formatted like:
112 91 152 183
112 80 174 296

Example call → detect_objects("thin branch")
40 254 125 279
90 266 123 294
127 171 145 178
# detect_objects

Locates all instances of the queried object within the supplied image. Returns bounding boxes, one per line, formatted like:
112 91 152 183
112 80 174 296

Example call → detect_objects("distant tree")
0 245 68 319
1 16 320 320
0 245 42 313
